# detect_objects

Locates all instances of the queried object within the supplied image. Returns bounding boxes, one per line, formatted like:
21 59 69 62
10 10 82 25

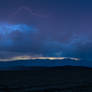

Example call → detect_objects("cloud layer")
0 23 92 60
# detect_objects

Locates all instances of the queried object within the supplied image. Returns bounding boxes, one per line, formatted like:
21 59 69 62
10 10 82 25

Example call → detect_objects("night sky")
0 0 91 60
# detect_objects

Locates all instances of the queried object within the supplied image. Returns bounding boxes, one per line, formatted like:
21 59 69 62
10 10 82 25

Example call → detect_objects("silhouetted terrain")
0 66 92 92
0 59 92 70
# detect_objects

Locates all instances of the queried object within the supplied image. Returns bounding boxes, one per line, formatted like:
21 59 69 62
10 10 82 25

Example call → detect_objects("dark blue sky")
0 0 92 60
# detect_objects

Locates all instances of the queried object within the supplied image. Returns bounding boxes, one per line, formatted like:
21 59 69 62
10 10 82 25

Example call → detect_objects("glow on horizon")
0 56 80 62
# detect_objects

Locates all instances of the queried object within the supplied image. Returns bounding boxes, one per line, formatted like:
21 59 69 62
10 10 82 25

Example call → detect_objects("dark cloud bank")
0 23 92 60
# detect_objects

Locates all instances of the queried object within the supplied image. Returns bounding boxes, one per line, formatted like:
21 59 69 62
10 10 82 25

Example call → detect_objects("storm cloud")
0 23 92 60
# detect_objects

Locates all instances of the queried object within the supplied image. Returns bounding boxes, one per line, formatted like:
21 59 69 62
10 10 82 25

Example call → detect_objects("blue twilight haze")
0 0 91 61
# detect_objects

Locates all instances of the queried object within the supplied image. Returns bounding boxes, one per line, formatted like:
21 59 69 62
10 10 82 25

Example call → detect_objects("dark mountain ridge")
0 58 92 70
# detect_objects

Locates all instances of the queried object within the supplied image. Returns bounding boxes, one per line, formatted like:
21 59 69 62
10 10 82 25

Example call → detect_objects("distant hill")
0 58 92 70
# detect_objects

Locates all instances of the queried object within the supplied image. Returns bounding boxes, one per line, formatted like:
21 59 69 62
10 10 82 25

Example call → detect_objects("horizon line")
0 56 80 62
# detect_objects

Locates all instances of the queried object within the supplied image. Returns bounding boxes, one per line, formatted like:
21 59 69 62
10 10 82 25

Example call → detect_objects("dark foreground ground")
0 66 92 92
